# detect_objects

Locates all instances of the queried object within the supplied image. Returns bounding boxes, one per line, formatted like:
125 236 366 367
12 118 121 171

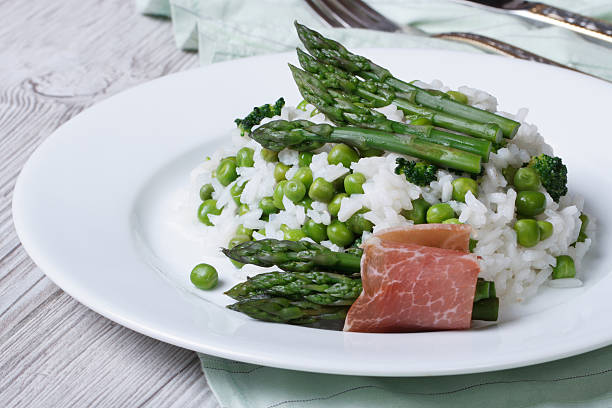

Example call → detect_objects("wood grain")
0 1 221 406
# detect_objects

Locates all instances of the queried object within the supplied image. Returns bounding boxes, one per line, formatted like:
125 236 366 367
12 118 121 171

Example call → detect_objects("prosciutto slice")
344 224 480 333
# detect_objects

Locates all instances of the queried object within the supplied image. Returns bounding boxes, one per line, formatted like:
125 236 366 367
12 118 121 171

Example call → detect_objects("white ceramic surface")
12 49 612 376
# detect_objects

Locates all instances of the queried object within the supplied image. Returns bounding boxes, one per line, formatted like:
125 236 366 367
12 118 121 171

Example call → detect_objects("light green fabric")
137 1 612 406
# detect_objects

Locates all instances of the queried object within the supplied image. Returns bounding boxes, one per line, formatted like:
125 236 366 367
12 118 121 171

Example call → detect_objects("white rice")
178 81 594 304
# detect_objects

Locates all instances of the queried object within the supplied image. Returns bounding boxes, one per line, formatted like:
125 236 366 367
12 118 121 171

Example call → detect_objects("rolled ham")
344 224 480 333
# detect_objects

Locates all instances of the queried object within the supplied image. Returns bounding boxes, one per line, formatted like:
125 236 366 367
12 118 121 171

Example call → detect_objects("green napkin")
137 1 612 406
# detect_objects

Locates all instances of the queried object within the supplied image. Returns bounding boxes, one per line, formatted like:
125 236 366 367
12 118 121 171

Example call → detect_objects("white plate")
13 49 612 376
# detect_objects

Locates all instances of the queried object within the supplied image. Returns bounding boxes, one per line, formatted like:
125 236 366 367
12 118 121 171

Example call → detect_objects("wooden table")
0 1 220 406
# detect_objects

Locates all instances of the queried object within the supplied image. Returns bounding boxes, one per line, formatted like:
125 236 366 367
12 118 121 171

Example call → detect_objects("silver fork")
304 0 600 79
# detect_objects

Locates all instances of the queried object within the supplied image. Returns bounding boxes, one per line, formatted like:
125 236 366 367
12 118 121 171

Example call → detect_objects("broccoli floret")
527 154 568 202
394 158 438 186
235 97 285 135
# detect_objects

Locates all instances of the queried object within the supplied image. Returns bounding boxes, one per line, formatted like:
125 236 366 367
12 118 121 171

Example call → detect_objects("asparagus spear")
294 21 520 139
225 270 363 306
222 239 362 274
296 48 502 143
228 296 349 330
251 119 482 174
290 64 492 162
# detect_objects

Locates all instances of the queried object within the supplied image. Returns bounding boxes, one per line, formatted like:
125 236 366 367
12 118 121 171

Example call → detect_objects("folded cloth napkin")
136 1 612 406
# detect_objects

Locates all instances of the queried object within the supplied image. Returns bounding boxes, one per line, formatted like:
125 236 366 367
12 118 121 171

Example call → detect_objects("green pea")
513 167 540 191
426 203 456 224
236 224 253 238
199 183 214 201
298 152 314 167
537 220 553 241
302 219 328 243
328 144 360 168
327 220 355 247
410 117 432 126
332 174 346 193
197 199 222 225
552 255 576 279
299 197 313 210
577 213 589 242
230 181 246 205
442 218 462 224
190 263 218 290
502 166 518 185
273 180 288 209
292 167 313 189
259 196 278 215
236 147 255 167
284 228 307 241
328 193 348 217
513 219 540 247
228 234 251 248
221 156 237 165
516 191 546 216
261 148 278 162
344 172 366 195
469 238 478 253
401 198 430 225
446 90 469 104
280 224 291 234
309 177 335 203
452 177 478 202
238 204 250 215
285 180 307 203
346 208 373 234
274 162 290 182
216 160 238 186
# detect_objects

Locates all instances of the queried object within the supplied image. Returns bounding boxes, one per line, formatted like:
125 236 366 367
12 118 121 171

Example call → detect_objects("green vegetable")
302 219 328 243
552 255 576 279
284 228 307 241
346 209 373 234
513 167 540 191
199 183 214 201
300 197 313 210
537 220 554 241
442 218 461 224
452 177 478 202
197 199 222 226
394 158 437 186
238 204 250 215
236 147 255 167
251 119 482 174
222 238 362 273
285 180 307 203
294 22 518 139
273 180 289 209
328 193 348 217
309 177 335 202
527 154 568 202
327 220 355 247
292 167 313 189
502 166 518 185
401 198 430 224
235 97 285 135
216 159 238 186
446 90 468 104
230 181 246 205
515 191 546 217
426 203 456 224
514 219 540 247
577 213 589 243
344 172 366 195
274 163 290 182
294 45 503 143
261 148 278 162
328 143 360 168
190 263 218 290
225 271 362 305
298 151 314 167
469 238 478 252
259 196 278 215
229 234 251 249
236 224 253 238
472 298 499 322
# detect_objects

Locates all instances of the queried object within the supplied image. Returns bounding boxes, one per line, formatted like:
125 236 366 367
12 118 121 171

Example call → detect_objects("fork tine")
305 0 346 28
336 0 401 32
318 0 369 29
